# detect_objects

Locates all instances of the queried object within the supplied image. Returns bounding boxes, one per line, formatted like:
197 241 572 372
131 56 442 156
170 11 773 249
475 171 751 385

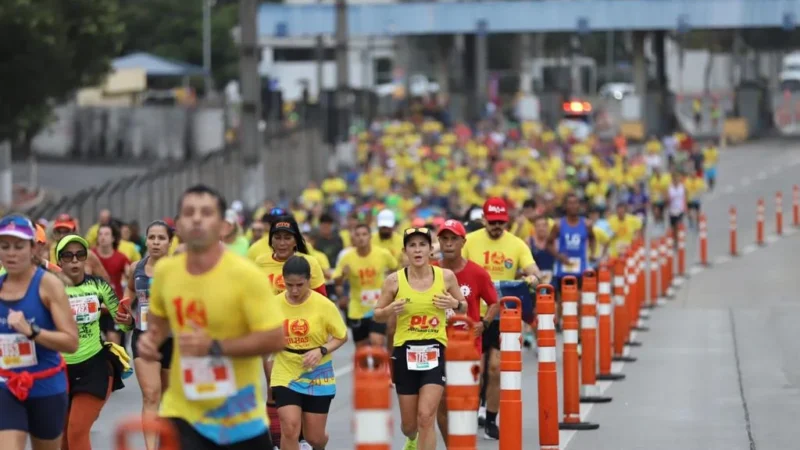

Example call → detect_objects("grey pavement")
51 138 800 449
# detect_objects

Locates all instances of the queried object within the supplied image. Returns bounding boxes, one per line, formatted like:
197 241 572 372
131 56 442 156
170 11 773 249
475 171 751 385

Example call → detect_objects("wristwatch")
319 346 329 356
481 319 490 330
27 324 41 340
209 340 223 357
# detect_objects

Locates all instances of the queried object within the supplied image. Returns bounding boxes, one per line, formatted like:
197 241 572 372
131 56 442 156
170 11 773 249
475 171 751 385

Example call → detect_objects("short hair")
319 213 335 224
353 223 370 233
178 184 226 218
98 223 121 250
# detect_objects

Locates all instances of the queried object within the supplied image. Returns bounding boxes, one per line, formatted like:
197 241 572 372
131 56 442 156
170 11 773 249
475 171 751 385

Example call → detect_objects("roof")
112 52 206 77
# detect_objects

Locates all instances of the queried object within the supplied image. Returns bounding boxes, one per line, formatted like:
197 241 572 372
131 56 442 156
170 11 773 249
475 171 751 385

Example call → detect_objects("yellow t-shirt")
591 226 610 260
309 249 331 274
393 266 448 347
607 214 643 257
270 291 347 394
148 251 283 445
371 232 404 264
118 240 142 264
333 247 398 319
254 252 326 296
684 177 706 201
168 237 180 255
85 223 100 247
703 147 718 169
246 237 271 261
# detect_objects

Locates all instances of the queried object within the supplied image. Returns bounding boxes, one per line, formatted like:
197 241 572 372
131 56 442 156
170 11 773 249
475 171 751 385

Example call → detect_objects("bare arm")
443 269 467 313
484 302 501 322
87 252 110 282
546 223 560 257
373 272 399 323
37 272 79 353
221 327 285 357
586 219 597 260
123 262 137 300
144 313 171 348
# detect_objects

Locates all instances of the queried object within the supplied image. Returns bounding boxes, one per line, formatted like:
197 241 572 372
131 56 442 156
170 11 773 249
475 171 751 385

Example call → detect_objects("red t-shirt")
434 259 498 352
92 249 130 301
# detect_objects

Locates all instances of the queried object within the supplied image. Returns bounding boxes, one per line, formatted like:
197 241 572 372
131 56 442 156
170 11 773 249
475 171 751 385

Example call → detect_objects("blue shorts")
493 281 535 324
704 167 717 179
0 388 68 439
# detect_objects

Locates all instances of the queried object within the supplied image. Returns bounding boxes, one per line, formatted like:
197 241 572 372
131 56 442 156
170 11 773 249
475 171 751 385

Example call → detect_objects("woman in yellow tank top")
374 227 466 450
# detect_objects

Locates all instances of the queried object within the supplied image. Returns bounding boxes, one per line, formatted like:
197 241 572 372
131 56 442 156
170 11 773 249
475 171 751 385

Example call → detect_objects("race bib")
564 257 582 273
360 289 381 308
69 295 101 324
181 356 237 401
0 333 38 370
406 344 439 371
137 303 149 332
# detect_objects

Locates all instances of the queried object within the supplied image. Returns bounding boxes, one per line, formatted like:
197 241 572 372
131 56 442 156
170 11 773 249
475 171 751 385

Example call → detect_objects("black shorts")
131 328 174 369
348 317 387 343
688 201 701 211
391 340 446 395
0 389 68 440
272 386 334 414
170 418 274 450
99 313 116 334
669 213 684 228
653 201 666 211
481 320 500 351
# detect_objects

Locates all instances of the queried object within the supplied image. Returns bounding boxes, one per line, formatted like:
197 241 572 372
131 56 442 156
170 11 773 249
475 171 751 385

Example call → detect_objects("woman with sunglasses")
0 215 78 450
374 227 467 450
48 215 110 282
56 235 133 450
123 221 174 450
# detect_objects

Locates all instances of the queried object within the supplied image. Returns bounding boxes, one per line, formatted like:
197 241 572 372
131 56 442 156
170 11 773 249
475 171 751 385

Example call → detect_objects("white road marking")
741 244 757 255
715 255 731 265
766 234 779 244
723 185 735 194
689 265 705 275
756 171 767 180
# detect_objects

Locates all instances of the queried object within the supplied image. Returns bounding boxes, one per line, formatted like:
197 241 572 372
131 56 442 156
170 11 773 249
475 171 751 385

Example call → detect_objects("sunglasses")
404 227 430 236
487 221 507 226
60 251 88 262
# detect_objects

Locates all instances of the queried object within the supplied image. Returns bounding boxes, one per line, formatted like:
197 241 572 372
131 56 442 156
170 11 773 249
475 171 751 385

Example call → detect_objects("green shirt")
226 235 251 257
62 275 132 365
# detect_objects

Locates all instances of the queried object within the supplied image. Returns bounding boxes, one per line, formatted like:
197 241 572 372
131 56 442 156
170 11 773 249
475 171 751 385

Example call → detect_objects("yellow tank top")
393 265 448 347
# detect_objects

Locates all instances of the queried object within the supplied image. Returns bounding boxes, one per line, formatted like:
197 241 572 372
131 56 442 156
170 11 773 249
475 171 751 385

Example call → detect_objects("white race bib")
406 344 440 371
0 333 38 370
137 304 149 331
69 295 101 324
359 289 381 308
564 257 582 273
181 356 237 400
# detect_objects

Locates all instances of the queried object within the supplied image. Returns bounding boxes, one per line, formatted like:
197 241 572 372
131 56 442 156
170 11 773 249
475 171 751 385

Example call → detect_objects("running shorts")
170 418 274 450
391 339 446 395
688 201 701 211
131 329 174 369
272 386 334 414
481 320 501 351
347 317 387 343
0 388 68 439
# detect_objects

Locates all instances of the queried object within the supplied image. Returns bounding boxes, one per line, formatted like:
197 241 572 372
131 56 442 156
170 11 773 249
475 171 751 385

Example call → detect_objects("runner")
548 193 596 302
374 226 466 450
372 209 405 265
648 167 670 227
433 219 499 443
270 256 348 450
461 198 541 439
135 184 285 450
526 215 555 349
667 170 688 238
50 215 110 281
124 220 174 450
684 170 707 229
607 202 643 258
56 234 133 450
91 223 130 346
703 141 719 191
332 223 397 349
0 215 78 450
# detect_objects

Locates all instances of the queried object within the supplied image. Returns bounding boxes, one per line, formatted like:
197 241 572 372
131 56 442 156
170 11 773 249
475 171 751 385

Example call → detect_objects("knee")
304 431 328 449
280 416 301 439
488 356 501 380
400 419 417 437
416 409 437 430
141 386 161 407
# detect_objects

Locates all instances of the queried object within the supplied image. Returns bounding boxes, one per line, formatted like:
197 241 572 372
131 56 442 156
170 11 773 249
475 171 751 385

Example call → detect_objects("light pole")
203 0 215 95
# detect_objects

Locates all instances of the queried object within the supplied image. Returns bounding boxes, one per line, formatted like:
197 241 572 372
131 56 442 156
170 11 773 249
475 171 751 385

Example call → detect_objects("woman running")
0 214 78 450
374 227 466 450
270 256 348 450
124 221 174 450
56 235 132 450
91 223 130 346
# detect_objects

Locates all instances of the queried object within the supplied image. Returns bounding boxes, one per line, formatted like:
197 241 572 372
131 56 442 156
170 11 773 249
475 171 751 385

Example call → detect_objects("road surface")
38 138 800 449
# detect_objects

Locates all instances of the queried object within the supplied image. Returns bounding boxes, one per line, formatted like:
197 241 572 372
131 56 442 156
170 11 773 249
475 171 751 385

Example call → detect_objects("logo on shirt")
460 284 472 299
504 258 514 269
409 315 440 332
285 318 311 345
564 233 583 250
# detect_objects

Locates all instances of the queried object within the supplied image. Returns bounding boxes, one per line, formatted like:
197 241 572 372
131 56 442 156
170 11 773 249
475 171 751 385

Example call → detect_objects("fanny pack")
0 356 66 401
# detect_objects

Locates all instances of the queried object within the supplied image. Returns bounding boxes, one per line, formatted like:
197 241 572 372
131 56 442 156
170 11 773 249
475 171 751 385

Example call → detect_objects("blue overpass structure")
259 0 800 37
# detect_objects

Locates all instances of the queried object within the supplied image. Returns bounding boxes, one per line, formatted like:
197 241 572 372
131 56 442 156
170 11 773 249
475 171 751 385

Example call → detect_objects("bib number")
564 257 582 273
69 295 101 324
406 344 440 371
0 334 38 370
181 356 237 400
360 289 381 308
137 303 149 331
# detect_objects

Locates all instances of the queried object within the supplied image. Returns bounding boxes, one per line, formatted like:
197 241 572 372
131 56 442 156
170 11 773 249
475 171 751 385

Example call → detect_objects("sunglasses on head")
404 227 430 236
59 250 88 262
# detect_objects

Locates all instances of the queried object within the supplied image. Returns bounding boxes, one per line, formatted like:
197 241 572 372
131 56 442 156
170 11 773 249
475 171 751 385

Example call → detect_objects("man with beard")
371 209 404 265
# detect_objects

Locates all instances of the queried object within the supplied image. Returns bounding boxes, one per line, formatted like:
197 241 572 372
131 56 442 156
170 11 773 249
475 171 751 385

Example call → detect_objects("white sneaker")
299 441 313 450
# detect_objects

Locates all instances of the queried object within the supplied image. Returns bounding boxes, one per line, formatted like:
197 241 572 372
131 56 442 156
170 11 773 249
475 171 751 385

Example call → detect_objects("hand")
7 310 32 336
473 320 485 337
387 299 407 316
337 295 349 311
523 274 539 286
302 348 323 369
433 293 458 310
558 254 570 265
114 304 132 325
178 322 213 357
136 332 162 361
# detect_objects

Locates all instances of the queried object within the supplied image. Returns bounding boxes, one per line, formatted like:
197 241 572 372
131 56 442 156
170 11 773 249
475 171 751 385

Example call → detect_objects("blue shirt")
555 217 589 276
0 268 67 397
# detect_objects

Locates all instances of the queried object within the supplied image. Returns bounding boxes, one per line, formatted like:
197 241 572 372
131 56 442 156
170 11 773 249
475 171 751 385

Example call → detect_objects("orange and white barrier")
446 315 481 450
596 264 625 381
793 185 799 227
649 238 660 307
665 231 675 298
628 244 647 331
115 415 179 450
729 207 738 256
699 213 709 266
776 191 784 235
612 256 637 362
559 276 599 430
500 296 523 450
756 198 765 245
579 270 613 402
353 346 392 450
658 237 669 300
536 285 560 450
676 224 686 280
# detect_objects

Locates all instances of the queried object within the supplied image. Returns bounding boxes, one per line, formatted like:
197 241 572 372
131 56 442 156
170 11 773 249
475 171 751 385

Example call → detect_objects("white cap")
300 223 312 234
376 209 396 228
224 209 238 225
231 200 244 213
469 208 484 221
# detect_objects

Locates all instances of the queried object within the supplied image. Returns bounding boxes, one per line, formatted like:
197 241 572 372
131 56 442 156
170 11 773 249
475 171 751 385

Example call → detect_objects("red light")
562 101 592 113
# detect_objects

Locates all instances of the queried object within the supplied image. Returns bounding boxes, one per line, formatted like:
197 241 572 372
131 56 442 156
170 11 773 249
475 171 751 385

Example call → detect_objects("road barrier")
579 270 613 403
446 315 481 450
500 296 523 450
613 256 637 361
649 239 659 306
793 185 799 226
353 346 392 450
536 285 560 450
699 213 709 265
115 415 179 450
596 264 625 382
776 191 784 236
757 198 766 245
730 207 738 256
675 224 687 282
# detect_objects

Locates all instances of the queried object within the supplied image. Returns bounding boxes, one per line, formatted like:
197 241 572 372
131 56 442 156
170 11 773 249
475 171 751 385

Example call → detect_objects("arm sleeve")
148 259 167 318
385 249 399 271
98 278 132 332
331 251 348 279
242 268 284 332
325 298 348 340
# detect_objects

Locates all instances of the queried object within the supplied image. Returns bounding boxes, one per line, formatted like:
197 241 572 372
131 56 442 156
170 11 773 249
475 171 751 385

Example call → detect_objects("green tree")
0 0 124 153
119 0 240 88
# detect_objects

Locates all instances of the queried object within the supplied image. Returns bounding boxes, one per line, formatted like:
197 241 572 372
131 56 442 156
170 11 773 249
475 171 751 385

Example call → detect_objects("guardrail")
22 126 329 227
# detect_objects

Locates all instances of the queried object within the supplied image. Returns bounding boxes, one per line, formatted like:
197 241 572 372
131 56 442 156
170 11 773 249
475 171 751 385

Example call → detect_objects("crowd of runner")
0 118 720 450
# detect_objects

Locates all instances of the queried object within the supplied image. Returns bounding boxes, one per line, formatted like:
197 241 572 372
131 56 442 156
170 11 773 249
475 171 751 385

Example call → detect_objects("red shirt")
434 259 498 352
92 249 129 301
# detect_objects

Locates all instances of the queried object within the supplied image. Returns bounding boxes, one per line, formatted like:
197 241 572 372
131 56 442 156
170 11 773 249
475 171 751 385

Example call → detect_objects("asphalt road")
35 138 800 450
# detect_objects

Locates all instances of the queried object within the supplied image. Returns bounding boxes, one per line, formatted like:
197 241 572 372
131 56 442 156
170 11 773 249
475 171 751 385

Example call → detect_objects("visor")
0 215 36 241
55 235 90 259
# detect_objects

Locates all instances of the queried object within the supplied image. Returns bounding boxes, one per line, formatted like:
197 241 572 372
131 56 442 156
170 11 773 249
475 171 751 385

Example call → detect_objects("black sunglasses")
59 251 88 262
487 221 507 226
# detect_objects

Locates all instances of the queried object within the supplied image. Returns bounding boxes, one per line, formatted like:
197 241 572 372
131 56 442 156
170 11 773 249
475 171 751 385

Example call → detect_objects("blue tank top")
555 217 588 276
0 267 67 397
133 257 151 331
529 238 555 274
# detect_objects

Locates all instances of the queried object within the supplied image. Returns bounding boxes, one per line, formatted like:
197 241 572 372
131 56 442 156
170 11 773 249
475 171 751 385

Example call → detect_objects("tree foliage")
119 0 240 89
0 0 124 147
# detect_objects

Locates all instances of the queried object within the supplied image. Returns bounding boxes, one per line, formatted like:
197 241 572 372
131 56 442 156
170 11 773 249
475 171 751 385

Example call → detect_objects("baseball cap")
34 224 47 244
469 208 484 221
437 219 466 238
376 209 396 228
53 213 77 231
483 197 509 222
0 215 36 241
56 235 90 259
403 227 433 247
272 219 295 235
224 209 239 225
162 217 176 229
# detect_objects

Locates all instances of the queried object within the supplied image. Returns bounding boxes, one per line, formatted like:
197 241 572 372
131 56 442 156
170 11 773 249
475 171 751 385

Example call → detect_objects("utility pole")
203 0 214 95
239 0 264 206
335 0 350 144
0 142 11 210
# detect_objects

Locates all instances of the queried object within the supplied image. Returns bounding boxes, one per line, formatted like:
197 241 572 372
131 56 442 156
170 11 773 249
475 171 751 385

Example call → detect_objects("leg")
397 395 420 439
29 392 69 450
435 388 448 445
134 358 163 450
301 412 331 449
484 348 501 439
0 431 26 450
65 378 113 450
273 387 303 450
0 388 32 450
416 384 445 450
369 320 387 351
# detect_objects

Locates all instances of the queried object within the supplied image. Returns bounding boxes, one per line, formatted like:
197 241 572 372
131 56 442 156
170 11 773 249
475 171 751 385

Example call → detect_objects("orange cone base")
613 355 637 362
596 372 626 381
559 421 600 430
580 395 612 403
626 341 643 347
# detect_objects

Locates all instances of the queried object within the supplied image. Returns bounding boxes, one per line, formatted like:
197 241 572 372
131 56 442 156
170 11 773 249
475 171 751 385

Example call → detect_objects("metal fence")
23 126 330 228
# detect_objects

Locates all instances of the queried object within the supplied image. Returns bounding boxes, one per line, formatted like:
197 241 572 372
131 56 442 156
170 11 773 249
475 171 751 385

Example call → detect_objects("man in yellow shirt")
84 208 111 247
684 172 707 229
135 184 286 450
608 202 644 257
371 209 404 264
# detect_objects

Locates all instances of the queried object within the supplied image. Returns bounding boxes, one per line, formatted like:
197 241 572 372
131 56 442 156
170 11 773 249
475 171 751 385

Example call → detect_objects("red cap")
53 214 77 231
437 219 466 238
162 217 176 229
411 217 426 228
483 197 509 222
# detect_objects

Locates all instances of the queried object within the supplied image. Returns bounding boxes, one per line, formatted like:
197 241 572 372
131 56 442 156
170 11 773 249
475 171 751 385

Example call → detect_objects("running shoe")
299 441 313 450
403 436 418 450
484 422 500 440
